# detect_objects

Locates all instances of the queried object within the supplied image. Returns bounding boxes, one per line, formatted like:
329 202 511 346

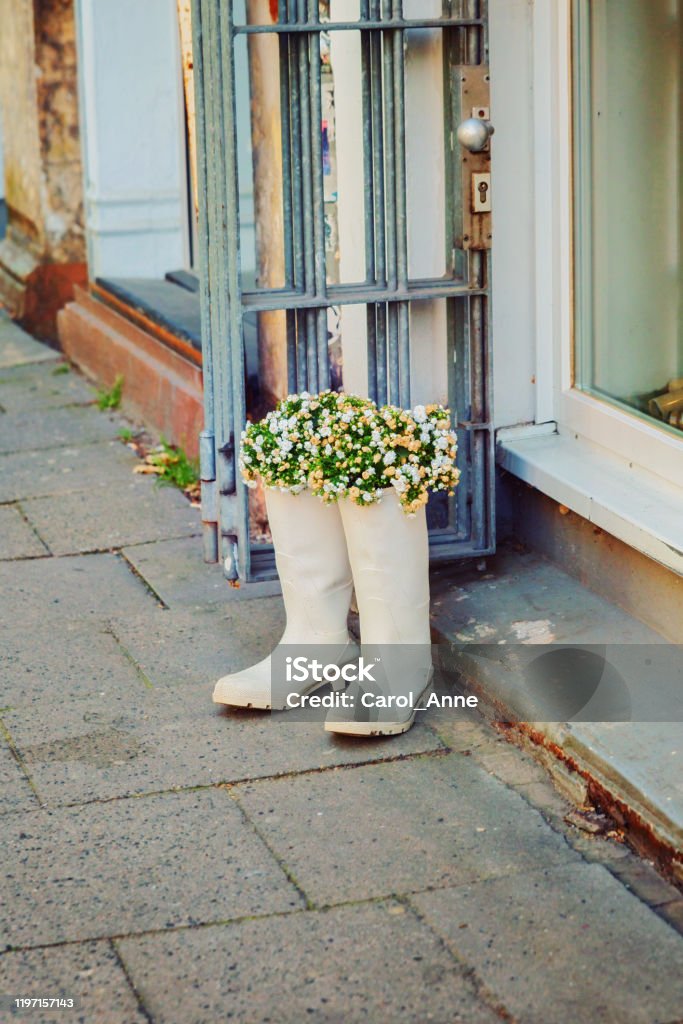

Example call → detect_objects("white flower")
413 405 427 423
384 451 397 465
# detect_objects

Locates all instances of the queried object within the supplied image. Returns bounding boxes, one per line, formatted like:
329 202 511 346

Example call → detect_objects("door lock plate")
455 65 492 251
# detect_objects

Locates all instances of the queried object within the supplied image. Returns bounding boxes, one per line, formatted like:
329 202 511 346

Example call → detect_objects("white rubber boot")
213 489 357 710
325 496 433 736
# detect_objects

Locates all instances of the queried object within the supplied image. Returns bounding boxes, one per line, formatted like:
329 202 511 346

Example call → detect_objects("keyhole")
478 181 489 201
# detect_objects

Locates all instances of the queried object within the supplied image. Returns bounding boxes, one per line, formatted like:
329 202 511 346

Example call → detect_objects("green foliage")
148 438 199 492
51 363 70 376
97 374 124 410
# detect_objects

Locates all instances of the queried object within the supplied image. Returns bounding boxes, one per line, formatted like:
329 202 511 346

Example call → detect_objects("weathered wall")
0 0 44 247
33 0 85 262
0 0 85 336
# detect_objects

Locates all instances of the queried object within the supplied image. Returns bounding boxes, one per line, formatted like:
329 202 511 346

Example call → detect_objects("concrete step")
429 546 683 882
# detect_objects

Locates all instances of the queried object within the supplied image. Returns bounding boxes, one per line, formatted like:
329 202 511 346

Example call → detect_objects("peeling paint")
511 619 556 644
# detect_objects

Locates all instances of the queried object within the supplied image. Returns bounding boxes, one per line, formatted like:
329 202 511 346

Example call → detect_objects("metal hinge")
199 429 219 563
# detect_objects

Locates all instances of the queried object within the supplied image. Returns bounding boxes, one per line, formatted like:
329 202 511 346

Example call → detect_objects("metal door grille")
192 0 494 582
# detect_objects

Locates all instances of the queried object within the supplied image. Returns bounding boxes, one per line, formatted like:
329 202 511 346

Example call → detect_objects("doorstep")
497 428 683 576
430 546 683 881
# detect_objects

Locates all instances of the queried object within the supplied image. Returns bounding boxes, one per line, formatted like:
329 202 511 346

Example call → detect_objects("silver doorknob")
456 117 495 153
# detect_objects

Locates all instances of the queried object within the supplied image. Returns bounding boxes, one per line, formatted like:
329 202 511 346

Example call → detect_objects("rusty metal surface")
455 64 493 251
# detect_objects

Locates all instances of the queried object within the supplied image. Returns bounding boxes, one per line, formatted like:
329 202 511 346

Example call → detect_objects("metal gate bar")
192 0 494 582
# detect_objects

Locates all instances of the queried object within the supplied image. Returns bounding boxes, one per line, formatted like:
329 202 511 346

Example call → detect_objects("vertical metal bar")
296 308 308 391
205 0 237 566
470 253 486 548
287 0 308 393
370 1 386 286
369 0 387 397
286 308 297 392
191 0 219 562
279 0 294 288
366 305 378 402
306 307 319 393
465 0 480 63
382 0 397 291
392 0 410 406
288 0 305 291
308 0 329 389
380 0 400 404
360 0 376 285
479 0 489 60
463 0 490 550
297 1 315 299
219 0 248 579
376 302 388 404
392 0 408 291
296 0 318 392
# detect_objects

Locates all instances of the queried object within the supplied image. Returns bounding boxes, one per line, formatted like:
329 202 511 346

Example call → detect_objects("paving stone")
4 681 444 806
411 861 683 1024
0 442 139 503
0 738 38 816
608 857 683 907
0 360 95 412
0 619 148 710
122 536 282 608
118 900 503 1024
0 553 158 626
0 406 121 454
0 317 58 368
0 506 48 559
657 900 683 934
514 779 575 821
234 754 581 906
22 479 201 556
0 789 300 947
562 830 632 864
110 603 286 688
0 940 146 1024
473 748 549 787
423 702 506 754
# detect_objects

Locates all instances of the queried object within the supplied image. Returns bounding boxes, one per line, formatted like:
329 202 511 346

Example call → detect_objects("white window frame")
532 0 683 487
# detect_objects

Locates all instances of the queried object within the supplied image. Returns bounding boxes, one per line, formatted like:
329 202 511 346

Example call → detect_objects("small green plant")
148 438 200 493
51 363 70 376
118 427 135 442
97 374 124 410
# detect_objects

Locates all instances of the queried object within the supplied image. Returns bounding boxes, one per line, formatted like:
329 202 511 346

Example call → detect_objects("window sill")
497 428 683 576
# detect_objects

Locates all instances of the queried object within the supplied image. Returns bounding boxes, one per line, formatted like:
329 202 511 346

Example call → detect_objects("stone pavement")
1 320 683 1024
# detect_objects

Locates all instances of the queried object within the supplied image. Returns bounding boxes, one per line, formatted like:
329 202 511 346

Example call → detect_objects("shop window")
573 0 683 437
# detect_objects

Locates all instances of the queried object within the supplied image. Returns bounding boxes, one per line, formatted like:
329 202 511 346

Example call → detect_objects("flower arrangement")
240 391 460 515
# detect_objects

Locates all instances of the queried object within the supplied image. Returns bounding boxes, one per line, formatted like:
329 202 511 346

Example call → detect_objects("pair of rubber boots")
212 489 433 737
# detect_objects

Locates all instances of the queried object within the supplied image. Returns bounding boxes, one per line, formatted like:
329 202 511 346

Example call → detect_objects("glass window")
573 0 683 436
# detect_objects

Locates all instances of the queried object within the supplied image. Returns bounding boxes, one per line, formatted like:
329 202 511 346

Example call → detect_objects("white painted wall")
75 0 189 278
489 0 537 428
